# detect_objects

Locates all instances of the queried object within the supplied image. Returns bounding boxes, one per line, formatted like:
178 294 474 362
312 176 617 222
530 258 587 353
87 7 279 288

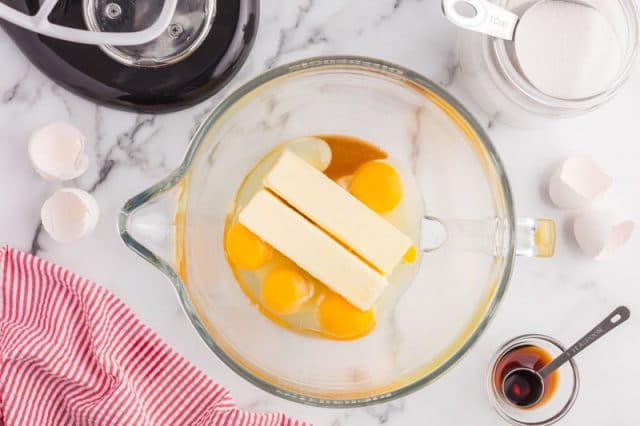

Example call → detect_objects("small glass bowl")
487 334 580 425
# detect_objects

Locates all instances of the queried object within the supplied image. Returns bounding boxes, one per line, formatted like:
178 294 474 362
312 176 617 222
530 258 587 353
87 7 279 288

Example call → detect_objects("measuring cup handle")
421 217 555 258
515 218 556 258
441 0 519 40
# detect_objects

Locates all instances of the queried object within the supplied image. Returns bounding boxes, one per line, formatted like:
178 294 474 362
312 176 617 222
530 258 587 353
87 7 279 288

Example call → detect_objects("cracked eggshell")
549 156 613 209
574 210 634 260
29 122 89 181
286 137 332 171
41 189 99 243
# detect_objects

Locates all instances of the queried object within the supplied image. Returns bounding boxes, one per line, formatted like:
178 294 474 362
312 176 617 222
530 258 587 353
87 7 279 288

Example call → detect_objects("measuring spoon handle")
441 0 519 40
538 306 630 378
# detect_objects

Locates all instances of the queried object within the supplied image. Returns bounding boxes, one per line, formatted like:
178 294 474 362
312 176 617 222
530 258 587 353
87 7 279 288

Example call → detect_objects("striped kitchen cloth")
0 247 306 426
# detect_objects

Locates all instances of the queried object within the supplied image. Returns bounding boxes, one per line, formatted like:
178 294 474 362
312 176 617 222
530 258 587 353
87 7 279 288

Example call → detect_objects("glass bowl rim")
119 55 517 407
486 333 581 425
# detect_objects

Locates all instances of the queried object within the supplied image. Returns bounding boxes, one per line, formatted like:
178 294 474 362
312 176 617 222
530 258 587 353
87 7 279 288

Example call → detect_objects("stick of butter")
264 150 412 275
239 190 388 311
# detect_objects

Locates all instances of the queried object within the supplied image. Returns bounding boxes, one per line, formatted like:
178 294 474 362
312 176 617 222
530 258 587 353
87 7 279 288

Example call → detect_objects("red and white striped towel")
0 247 306 426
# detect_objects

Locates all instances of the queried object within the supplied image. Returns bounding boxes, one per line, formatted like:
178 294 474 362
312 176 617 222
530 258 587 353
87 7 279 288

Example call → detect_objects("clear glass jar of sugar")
457 0 639 126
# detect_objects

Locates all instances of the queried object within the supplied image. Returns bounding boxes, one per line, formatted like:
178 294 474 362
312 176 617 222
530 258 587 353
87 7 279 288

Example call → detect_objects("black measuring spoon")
502 306 630 408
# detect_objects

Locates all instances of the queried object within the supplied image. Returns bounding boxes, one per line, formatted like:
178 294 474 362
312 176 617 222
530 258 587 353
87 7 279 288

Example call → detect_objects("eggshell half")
574 210 634 260
29 122 89 181
41 189 99 242
549 156 612 209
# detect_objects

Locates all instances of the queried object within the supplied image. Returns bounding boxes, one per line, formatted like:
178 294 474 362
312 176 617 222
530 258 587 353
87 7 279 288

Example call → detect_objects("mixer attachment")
84 0 216 67
0 0 178 45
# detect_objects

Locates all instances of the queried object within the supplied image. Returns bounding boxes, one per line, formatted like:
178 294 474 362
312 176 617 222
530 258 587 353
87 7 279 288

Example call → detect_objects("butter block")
239 190 388 311
264 150 413 274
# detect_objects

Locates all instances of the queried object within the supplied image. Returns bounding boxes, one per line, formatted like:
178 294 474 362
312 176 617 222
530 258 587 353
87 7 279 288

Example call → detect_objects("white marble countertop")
1 1 639 425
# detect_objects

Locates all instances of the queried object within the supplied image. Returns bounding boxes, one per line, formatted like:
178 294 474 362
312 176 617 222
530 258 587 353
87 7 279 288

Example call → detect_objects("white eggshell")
29 122 89 181
286 137 332 171
41 189 99 242
574 210 634 260
549 156 612 209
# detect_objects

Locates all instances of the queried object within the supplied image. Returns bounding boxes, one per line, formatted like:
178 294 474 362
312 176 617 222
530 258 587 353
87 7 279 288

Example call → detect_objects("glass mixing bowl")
119 56 556 406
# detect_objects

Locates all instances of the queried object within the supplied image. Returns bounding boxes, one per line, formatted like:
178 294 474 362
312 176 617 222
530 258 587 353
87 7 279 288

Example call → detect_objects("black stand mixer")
0 0 259 113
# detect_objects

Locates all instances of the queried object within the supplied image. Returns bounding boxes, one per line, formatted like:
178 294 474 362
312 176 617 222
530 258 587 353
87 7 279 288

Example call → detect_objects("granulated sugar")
514 0 622 99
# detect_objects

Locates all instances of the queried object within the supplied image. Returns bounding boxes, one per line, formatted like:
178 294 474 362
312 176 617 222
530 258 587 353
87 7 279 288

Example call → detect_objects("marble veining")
1 0 639 425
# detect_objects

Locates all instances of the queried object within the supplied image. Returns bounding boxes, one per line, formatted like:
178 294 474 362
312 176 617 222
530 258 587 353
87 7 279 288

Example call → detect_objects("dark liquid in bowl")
494 345 559 408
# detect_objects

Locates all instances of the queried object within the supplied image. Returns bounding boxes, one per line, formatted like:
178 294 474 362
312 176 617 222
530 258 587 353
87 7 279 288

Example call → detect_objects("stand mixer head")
0 0 259 112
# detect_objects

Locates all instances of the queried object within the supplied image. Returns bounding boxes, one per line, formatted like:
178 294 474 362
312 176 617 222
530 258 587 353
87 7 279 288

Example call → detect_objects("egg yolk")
403 246 417 263
317 292 375 339
225 222 272 270
349 161 402 213
261 268 311 315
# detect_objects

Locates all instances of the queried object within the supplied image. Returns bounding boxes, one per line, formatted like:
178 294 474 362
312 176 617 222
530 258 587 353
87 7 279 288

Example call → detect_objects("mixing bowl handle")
514 218 555 258
119 172 185 290
422 216 555 258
